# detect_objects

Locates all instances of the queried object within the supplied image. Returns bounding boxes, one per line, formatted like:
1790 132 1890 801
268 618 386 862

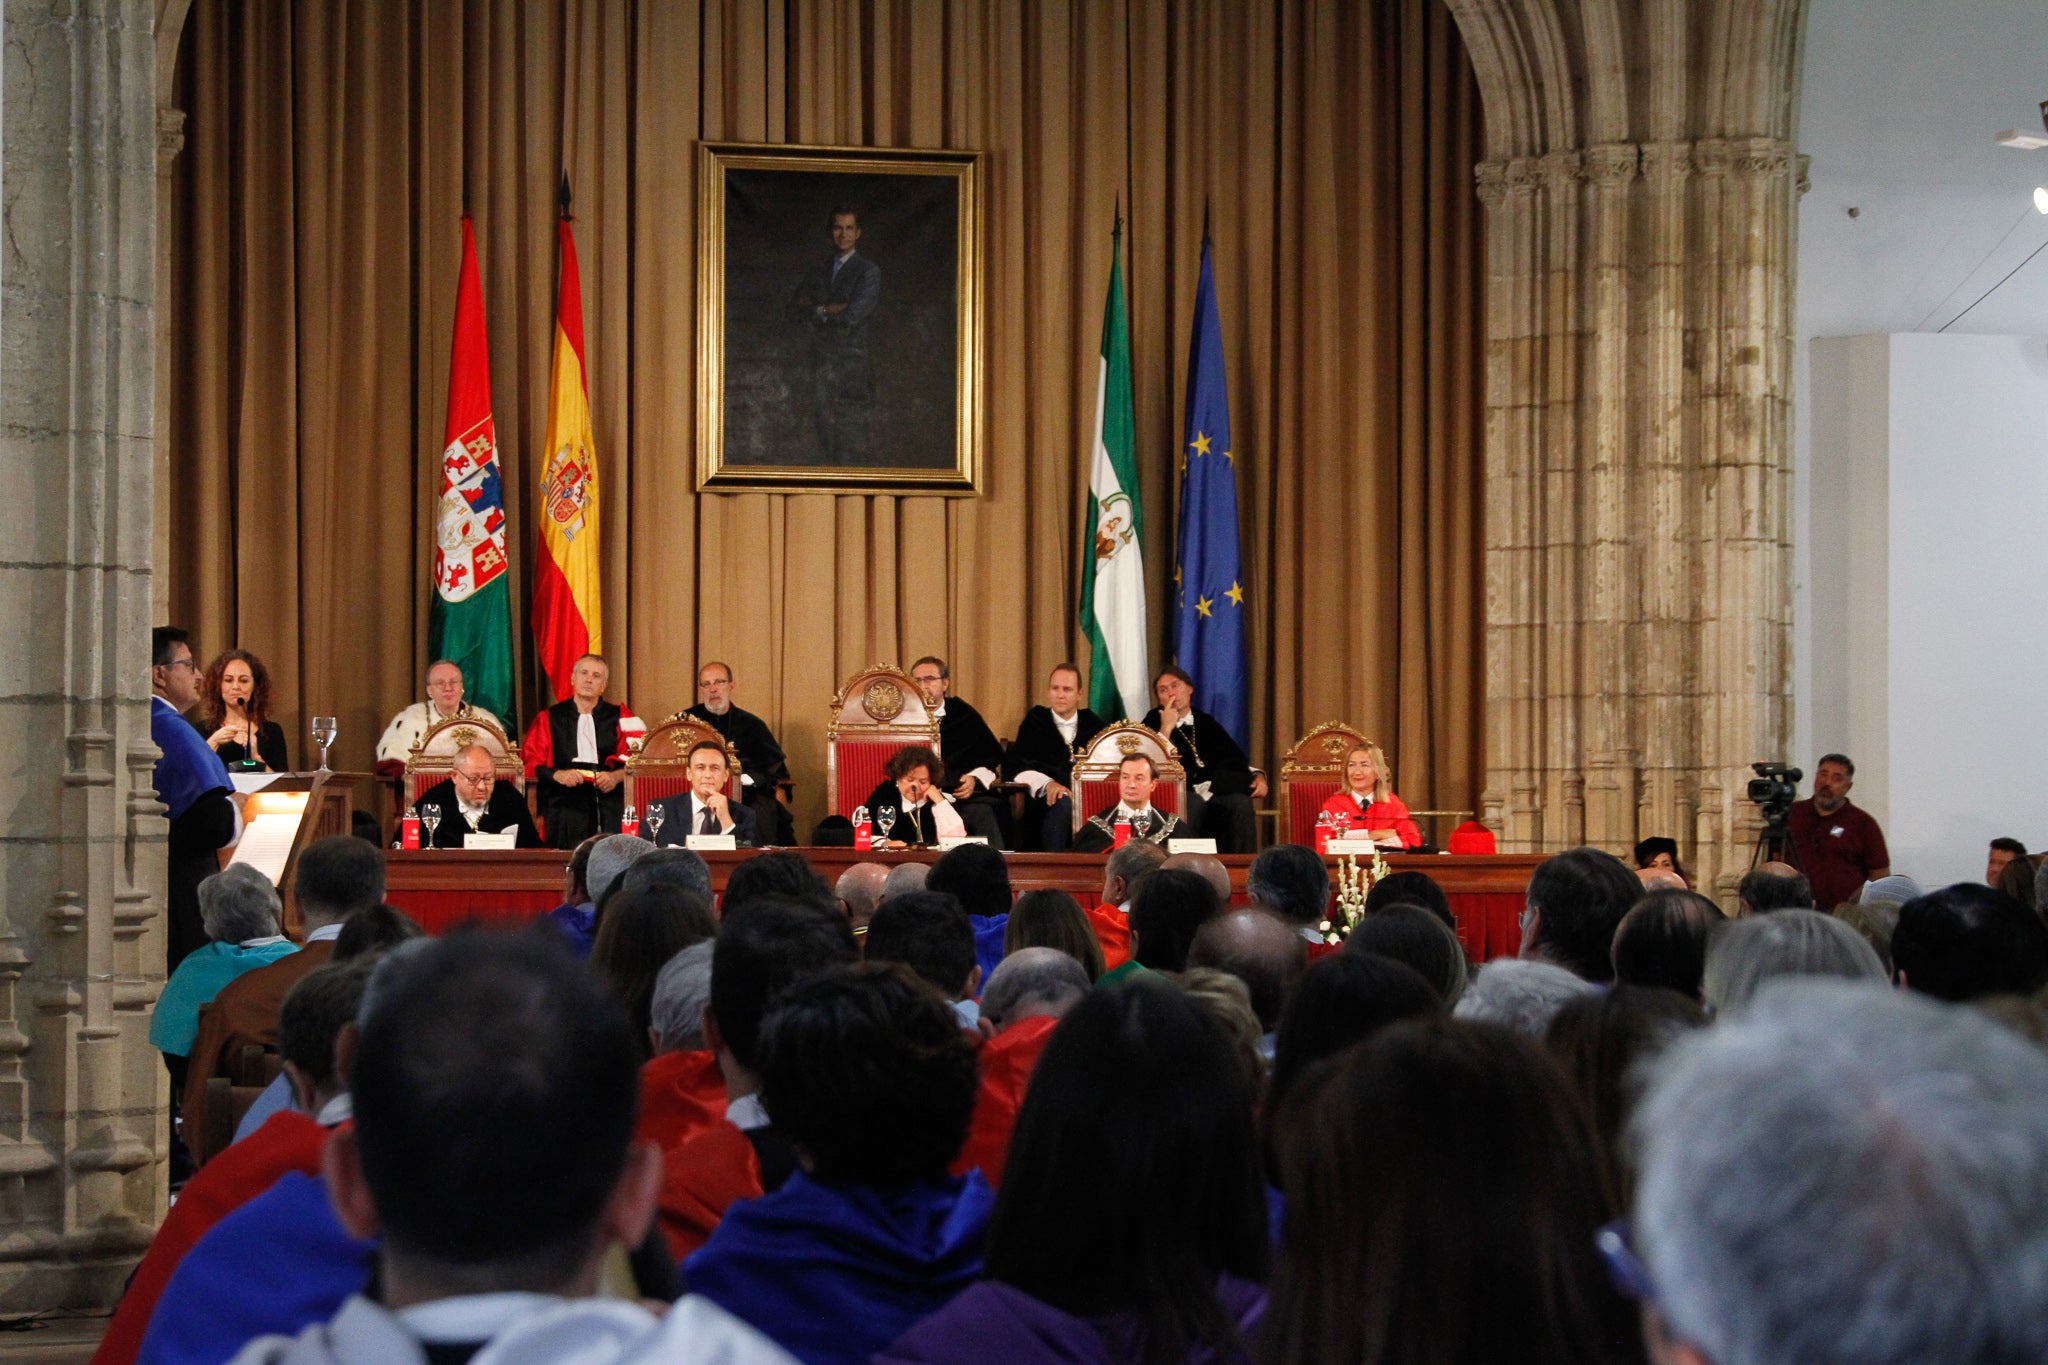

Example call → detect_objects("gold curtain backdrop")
167 0 1483 838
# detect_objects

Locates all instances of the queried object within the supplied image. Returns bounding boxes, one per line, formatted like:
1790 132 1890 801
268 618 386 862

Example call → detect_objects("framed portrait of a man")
696 142 984 494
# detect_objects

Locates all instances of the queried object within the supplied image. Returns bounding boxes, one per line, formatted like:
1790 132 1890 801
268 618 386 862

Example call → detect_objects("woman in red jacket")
1318 742 1423 849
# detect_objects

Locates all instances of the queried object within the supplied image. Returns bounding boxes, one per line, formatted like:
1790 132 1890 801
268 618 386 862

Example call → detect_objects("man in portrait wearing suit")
787 204 880 464
650 740 759 848
412 743 542 848
1005 662 1105 851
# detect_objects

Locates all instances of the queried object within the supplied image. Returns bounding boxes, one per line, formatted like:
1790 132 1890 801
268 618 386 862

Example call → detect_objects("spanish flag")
532 195 602 701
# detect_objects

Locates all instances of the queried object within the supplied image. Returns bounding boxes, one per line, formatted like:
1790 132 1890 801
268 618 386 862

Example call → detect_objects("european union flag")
1173 236 1249 747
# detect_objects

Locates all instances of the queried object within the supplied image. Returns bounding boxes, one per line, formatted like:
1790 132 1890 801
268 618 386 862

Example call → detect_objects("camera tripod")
1750 816 1803 873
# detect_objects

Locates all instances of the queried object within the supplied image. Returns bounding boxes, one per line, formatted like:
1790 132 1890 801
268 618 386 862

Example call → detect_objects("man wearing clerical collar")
1074 754 1182 853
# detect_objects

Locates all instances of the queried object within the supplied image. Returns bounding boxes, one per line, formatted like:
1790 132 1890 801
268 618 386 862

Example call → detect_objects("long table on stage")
383 848 1541 961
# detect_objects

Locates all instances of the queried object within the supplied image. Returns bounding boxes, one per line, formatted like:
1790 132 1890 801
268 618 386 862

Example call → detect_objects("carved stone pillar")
1449 0 1804 905
0 0 167 1308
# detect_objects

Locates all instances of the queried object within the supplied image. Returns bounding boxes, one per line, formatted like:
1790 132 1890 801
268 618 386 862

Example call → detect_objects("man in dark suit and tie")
787 204 880 464
649 740 759 848
413 744 542 848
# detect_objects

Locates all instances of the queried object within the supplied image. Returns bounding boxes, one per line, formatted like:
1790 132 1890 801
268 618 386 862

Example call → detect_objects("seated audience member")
1317 742 1422 848
183 836 385 1152
1073 754 1183 853
688 661 796 846
881 978 1268 1365
863 745 964 848
1630 981 2048 1365
1128 867 1225 976
1890 883 2048 1002
152 866 297 1074
865 891 982 1029
1987 835 2028 887
1454 958 1597 1036
1143 667 1262 855
591 883 717 1062
195 648 290 773
1610 888 1722 999
544 835 602 956
1090 842 1168 974
1520 846 1640 983
1002 890 1106 981
1701 909 1887 1014
1263 1018 1643 1365
230 933 781 1365
1003 662 1106 851
615 846 715 904
1996 851 2040 913
834 862 890 935
1247 844 1334 959
952 949 1091 1188
1857 872 1923 909
1636 867 1687 894
1266 954 1442 1125
1831 899 1898 977
1735 862 1812 915
637 942 726 1152
152 626 238 969
686 964 990 1365
656 898 857 1260
650 740 759 848
373 660 503 776
1342 902 1470 1008
1363 869 1455 931
103 962 374 1365
1163 850 1233 909
1177 969 1270 1090
880 861 930 903
927 842 1016 984
522 652 643 849
721 849 834 917
586 832 658 923
1188 909 1307 1037
1541 987 1703 1205
909 656 1010 848
1631 836 1689 887
410 742 541 848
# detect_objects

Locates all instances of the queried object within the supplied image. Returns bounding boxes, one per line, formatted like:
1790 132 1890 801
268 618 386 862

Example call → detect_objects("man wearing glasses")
151 626 238 969
411 744 541 848
687 661 793 845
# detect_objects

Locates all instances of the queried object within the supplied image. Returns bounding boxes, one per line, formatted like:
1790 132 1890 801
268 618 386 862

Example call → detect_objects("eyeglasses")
1595 1219 1658 1303
161 658 197 672
453 770 495 784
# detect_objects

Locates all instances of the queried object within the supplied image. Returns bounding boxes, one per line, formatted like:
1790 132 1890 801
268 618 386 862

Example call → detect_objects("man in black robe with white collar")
1004 662 1105 851
910 655 1008 849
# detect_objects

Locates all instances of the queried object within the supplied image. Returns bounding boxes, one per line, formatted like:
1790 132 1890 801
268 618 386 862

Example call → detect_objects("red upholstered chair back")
403 715 523 811
626 713 742 814
825 667 941 819
1069 722 1186 833
1279 722 1373 846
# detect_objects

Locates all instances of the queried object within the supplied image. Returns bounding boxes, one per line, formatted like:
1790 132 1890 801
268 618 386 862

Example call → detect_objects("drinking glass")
645 807 665 843
419 803 441 848
876 806 897 845
310 716 338 771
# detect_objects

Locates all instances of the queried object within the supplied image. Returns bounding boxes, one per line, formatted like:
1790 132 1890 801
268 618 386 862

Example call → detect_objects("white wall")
1808 334 2048 890
1795 0 2048 886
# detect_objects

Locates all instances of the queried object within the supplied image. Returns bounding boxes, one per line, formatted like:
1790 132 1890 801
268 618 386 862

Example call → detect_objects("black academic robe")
935 698 1005 792
412 778 543 848
687 704 791 787
1004 706 1107 788
529 699 630 848
1140 707 1254 797
1072 806 1182 854
862 779 943 847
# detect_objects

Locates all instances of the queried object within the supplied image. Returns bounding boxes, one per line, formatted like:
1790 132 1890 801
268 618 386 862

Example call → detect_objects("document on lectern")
230 812 302 885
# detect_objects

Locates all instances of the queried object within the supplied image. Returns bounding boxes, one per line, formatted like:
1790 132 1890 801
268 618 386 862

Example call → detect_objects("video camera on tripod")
1746 761 1802 867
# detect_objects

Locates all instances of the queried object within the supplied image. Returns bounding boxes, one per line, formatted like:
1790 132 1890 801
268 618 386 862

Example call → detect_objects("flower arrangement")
1318 847 1391 945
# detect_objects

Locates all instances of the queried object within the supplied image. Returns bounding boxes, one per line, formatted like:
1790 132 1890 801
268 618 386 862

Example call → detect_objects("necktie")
700 804 719 835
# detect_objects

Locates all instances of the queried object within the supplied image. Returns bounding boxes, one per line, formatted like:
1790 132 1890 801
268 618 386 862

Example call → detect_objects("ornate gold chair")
1278 721 1372 846
825 666 941 819
1069 721 1187 834
403 714 522 811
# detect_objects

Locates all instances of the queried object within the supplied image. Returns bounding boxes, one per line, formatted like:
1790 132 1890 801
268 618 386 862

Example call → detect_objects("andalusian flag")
532 189 602 701
428 216 515 724
1079 213 1149 719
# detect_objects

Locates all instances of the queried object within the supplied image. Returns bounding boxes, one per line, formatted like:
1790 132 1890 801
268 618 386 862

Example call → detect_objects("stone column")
0 0 167 1309
1450 0 1804 905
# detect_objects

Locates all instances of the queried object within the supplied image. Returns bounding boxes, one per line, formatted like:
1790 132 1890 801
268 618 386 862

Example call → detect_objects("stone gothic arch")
1443 0 1808 900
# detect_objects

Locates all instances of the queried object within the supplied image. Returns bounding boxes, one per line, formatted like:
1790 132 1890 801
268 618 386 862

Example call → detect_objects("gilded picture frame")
695 142 985 495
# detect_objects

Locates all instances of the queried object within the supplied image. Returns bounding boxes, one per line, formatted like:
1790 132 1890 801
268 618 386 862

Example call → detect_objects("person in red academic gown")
1317 741 1423 849
522 653 642 849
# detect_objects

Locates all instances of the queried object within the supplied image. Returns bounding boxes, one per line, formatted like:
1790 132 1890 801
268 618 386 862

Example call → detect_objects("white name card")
687 833 737 851
1326 836 1389 854
1167 838 1218 854
936 836 990 850
461 831 518 850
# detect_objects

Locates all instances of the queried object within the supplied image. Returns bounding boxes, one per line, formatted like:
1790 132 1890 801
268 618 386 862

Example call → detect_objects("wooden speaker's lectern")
226 771 367 937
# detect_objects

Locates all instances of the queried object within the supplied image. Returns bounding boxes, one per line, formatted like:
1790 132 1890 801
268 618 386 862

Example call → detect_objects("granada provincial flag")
1079 213 1148 720
532 200 603 701
429 215 515 725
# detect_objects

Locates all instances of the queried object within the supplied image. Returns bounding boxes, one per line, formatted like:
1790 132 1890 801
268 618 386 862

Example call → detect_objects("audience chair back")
1277 721 1372 846
626 712 743 813
825 665 941 818
1069 721 1187 834
403 713 522 810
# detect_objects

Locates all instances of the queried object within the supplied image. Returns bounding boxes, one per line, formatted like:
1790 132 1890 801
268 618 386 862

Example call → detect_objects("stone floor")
0 1313 107 1363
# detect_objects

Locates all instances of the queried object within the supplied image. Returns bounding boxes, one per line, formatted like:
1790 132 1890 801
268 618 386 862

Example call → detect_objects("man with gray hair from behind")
954 947 1092 1187
1627 980 2048 1365
639 941 727 1155
1453 957 1597 1037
